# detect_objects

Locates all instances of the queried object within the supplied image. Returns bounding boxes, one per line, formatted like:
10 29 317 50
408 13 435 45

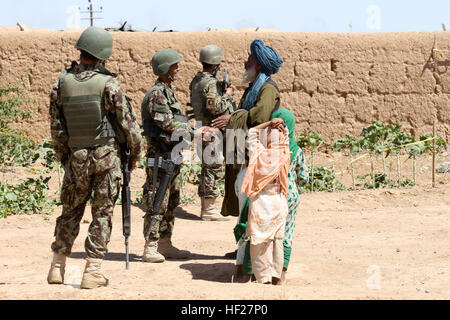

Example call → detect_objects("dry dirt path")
0 183 449 300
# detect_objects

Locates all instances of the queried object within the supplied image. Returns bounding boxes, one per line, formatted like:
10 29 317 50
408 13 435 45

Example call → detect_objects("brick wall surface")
0 28 449 143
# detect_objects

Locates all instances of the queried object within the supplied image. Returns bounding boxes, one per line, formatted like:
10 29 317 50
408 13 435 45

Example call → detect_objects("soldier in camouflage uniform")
47 27 142 289
189 45 235 221
141 49 193 263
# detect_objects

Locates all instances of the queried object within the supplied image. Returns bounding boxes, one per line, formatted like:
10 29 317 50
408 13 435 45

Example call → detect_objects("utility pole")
80 0 103 27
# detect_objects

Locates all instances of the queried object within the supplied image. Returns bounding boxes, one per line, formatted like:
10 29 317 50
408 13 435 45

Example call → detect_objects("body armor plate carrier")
61 72 115 149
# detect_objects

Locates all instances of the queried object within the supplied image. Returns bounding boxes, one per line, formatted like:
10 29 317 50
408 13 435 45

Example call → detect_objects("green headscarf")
271 109 299 162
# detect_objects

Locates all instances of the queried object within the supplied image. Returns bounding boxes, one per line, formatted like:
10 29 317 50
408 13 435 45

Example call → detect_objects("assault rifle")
120 144 131 270
222 68 231 89
144 140 178 242
222 68 236 111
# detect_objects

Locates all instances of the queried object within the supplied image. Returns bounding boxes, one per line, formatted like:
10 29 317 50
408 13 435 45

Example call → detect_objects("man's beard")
242 65 258 84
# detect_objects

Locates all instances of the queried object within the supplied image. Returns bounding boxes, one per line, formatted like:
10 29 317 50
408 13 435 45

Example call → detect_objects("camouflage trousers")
198 163 224 198
197 133 225 199
51 145 122 260
142 156 181 242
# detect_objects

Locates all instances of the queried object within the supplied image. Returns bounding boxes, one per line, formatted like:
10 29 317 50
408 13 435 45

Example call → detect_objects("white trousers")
250 236 284 283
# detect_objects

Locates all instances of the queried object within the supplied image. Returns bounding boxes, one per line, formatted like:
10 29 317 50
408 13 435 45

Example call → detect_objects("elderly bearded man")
212 39 283 221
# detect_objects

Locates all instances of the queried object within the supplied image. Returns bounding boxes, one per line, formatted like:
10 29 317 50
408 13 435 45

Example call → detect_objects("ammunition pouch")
173 114 189 124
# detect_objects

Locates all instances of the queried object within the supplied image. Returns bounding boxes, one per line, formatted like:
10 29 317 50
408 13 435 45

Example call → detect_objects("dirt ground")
0 151 449 300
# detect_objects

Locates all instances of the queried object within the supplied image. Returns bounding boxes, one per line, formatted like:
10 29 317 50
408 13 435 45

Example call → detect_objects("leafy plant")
299 166 346 194
180 162 202 186
0 176 54 218
419 134 446 154
0 78 33 126
360 121 394 185
296 131 325 192
404 134 447 184
0 78 37 167
359 122 415 187
357 173 414 189
388 125 413 186
333 135 364 190
0 135 38 167
36 140 58 170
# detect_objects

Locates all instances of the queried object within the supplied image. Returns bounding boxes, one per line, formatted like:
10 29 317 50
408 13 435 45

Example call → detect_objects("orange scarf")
241 127 290 198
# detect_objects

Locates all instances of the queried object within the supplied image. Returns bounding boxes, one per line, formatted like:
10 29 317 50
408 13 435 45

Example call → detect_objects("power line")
80 0 103 27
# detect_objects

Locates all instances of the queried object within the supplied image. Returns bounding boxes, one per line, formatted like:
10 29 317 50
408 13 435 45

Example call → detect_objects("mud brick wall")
0 28 449 142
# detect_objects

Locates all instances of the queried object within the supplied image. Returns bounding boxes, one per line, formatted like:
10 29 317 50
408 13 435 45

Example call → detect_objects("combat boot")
80 258 108 289
200 197 229 221
47 253 66 284
142 240 165 263
158 238 190 260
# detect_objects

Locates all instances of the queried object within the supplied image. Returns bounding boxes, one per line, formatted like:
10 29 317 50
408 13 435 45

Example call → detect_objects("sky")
2 0 450 33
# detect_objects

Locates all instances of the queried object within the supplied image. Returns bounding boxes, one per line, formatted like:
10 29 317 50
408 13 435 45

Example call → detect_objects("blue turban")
242 39 283 111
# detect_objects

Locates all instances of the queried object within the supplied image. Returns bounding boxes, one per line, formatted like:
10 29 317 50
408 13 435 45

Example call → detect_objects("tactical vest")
189 73 231 127
61 72 115 149
141 85 187 146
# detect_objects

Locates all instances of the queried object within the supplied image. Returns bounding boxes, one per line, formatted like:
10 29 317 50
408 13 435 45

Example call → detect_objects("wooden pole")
89 0 94 27
432 119 436 188
370 153 375 188
350 154 356 190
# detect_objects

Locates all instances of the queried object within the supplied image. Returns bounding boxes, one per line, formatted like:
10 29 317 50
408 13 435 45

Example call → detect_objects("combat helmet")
199 45 224 65
75 27 113 61
152 49 183 76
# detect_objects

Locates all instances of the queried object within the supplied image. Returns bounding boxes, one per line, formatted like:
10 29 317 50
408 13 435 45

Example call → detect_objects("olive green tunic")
221 80 280 217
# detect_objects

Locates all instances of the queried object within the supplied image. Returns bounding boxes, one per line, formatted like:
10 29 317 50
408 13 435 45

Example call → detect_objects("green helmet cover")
152 49 183 76
75 27 113 61
199 45 224 65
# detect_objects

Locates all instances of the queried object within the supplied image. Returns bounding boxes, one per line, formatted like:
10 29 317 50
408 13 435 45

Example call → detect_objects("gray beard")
242 66 258 84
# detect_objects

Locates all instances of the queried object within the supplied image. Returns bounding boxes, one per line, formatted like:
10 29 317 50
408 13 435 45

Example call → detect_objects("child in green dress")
271 109 309 284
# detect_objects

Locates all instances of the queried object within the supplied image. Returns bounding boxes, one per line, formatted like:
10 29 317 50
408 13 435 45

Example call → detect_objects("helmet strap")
211 65 220 77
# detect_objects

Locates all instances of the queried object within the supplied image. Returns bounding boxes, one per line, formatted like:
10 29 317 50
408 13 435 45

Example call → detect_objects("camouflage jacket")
142 79 192 153
189 72 235 116
49 62 142 163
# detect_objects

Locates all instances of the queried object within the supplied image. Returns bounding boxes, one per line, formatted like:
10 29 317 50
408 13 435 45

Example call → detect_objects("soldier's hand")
211 114 232 130
226 87 233 96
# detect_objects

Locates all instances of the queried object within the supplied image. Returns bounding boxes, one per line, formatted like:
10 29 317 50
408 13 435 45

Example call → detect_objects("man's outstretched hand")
211 114 232 130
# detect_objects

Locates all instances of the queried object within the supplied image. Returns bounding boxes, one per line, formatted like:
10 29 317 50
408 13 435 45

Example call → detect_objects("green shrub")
299 166 346 194
0 78 38 167
0 176 53 218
